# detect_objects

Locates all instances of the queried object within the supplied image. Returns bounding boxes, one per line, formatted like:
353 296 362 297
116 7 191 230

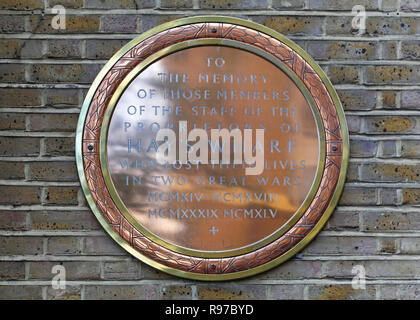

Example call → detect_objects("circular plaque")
76 16 349 280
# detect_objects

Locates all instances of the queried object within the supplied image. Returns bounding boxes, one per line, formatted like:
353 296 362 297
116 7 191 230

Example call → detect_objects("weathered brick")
140 263 177 280
400 238 420 254
379 188 399 205
160 285 192 300
161 0 193 8
84 236 125 255
0 137 40 156
325 17 357 35
309 0 378 10
0 286 43 300
0 162 25 179
401 91 420 109
382 41 398 60
0 39 43 59
359 163 420 183
0 186 41 205
44 89 80 107
321 260 362 278
254 16 324 35
197 284 267 300
346 115 361 133
0 211 27 231
0 236 43 255
365 65 420 84
43 187 79 205
29 261 101 280
0 15 26 33
258 260 322 280
337 90 376 111
141 15 186 32
1 0 44 10
47 40 83 59
201 0 268 9
308 284 376 300
268 284 304 300
401 0 420 11
0 88 42 107
363 211 420 231
29 15 100 33
86 39 127 59
346 162 359 181
47 286 81 300
20 40 44 59
329 66 359 84
366 260 420 278
0 64 25 83
304 236 377 255
100 15 138 33
0 262 25 280
307 41 378 60
339 186 377 205
30 210 101 230
29 113 78 131
381 0 400 11
28 162 78 182
47 237 81 255
0 39 22 58
0 113 26 130
29 64 102 83
84 285 159 300
381 285 420 300
402 189 420 204
367 17 420 35
48 0 83 8
381 91 397 109
378 238 398 253
44 137 75 156
349 139 377 158
363 116 418 134
379 140 398 158
103 261 141 280
85 0 154 9
401 41 420 60
326 210 360 231
272 0 304 9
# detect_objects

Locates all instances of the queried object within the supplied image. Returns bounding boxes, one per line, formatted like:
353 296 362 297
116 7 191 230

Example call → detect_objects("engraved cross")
208 226 219 235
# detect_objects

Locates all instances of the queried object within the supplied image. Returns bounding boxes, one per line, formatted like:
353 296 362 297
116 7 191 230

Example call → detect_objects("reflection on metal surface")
106 46 320 253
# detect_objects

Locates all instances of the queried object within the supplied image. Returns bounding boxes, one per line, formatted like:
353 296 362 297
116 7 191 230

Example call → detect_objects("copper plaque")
76 16 349 280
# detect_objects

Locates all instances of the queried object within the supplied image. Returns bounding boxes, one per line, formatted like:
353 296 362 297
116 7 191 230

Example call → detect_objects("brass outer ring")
76 16 349 280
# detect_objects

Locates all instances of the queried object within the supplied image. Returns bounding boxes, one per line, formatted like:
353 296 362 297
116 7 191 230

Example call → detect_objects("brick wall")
0 0 419 300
